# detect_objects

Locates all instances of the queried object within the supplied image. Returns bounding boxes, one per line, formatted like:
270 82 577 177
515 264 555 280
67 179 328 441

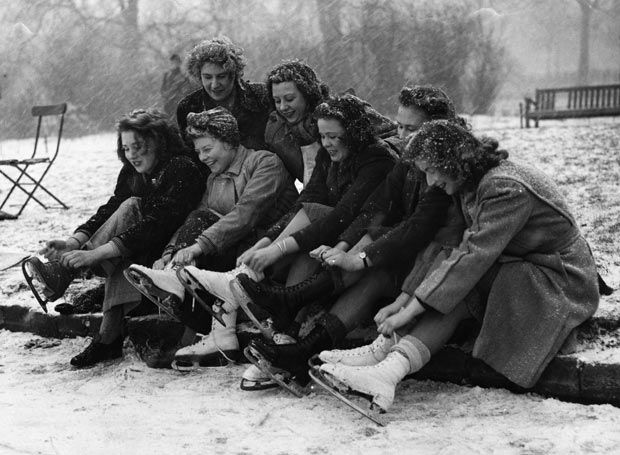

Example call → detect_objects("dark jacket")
75 155 205 258
176 80 271 151
339 161 456 269
266 141 395 252
408 160 599 388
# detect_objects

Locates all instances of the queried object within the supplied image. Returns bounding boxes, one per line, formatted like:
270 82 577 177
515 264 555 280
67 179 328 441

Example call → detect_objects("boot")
241 332 296 390
320 350 410 412
235 269 336 331
126 265 185 301
184 264 263 308
173 302 240 367
318 334 395 366
70 334 123 368
25 257 75 301
249 313 346 382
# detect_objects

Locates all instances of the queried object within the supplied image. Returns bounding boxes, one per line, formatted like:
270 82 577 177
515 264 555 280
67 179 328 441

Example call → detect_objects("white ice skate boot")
319 351 410 412
183 264 263 308
240 333 296 390
172 302 239 369
318 334 396 367
124 265 185 320
127 265 185 300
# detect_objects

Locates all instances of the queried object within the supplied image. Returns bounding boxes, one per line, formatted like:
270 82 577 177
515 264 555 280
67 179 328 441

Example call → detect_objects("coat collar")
220 145 250 176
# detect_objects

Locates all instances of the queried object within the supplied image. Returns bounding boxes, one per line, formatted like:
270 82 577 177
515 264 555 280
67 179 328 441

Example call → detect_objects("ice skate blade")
172 349 240 371
176 267 227 326
309 367 386 427
231 278 274 340
123 268 180 322
22 258 49 313
308 354 323 369
240 377 278 391
243 346 306 398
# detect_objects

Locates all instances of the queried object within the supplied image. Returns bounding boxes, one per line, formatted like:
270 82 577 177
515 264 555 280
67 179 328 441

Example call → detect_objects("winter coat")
192 145 298 255
75 154 205 260
264 111 321 186
265 141 395 252
339 161 461 273
176 80 271 151
404 160 599 388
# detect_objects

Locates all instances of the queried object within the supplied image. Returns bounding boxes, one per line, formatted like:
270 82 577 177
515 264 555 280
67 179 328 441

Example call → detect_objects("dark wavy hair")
314 96 377 153
116 109 186 166
404 120 509 188
185 107 240 148
399 85 468 128
266 60 329 114
185 36 246 83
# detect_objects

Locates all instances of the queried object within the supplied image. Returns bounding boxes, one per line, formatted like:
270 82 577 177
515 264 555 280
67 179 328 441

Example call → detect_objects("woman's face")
414 158 463 195
272 81 308 124
194 134 236 174
200 62 235 102
121 130 159 174
318 118 350 162
396 105 430 141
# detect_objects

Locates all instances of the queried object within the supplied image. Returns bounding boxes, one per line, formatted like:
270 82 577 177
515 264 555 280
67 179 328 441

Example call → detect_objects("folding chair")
0 103 69 220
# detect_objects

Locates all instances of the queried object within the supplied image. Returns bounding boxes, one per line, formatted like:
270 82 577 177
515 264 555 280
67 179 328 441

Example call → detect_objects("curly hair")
314 96 377 153
399 85 468 128
185 36 246 83
116 108 186 166
266 60 329 113
404 119 509 188
186 107 240 148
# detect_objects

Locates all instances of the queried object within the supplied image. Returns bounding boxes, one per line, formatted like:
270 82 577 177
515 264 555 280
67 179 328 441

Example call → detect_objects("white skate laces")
319 334 397 366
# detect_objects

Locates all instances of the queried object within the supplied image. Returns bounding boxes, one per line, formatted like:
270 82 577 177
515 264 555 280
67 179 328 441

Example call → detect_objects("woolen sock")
391 335 431 375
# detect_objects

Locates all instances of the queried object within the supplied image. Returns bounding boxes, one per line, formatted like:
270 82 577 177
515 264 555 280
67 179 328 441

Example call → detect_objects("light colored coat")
404 160 599 388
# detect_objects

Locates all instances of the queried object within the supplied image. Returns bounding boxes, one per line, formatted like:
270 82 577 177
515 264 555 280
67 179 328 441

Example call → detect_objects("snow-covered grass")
1 117 620 454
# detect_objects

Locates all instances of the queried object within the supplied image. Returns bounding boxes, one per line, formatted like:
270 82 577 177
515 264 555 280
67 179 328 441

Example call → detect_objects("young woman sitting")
24 109 205 367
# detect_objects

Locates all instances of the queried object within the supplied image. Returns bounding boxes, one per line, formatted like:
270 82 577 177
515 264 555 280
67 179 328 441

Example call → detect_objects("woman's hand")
376 295 426 337
60 249 100 269
237 238 271 267
242 244 282 272
374 292 410 325
39 239 79 261
323 249 364 271
171 244 202 266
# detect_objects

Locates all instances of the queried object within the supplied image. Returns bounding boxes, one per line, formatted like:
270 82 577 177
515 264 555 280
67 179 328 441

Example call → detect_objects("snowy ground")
1 116 620 454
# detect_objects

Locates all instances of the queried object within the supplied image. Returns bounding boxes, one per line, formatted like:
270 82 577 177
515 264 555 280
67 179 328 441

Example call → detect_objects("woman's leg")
273 208 312 242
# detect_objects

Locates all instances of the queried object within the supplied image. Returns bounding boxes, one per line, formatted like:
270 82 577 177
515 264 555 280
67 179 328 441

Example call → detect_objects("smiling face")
121 130 159 174
272 81 308 124
194 134 236 174
395 105 430 141
318 118 350 162
414 158 463 195
200 62 235 102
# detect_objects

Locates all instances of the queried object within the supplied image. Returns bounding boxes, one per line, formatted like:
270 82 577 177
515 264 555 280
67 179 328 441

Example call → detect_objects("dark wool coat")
264 111 320 185
265 142 395 252
338 161 460 272
176 80 271 151
404 160 599 388
75 155 205 261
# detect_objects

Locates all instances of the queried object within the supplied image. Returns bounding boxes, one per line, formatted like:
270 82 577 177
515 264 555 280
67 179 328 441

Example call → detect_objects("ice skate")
124 265 183 322
319 351 410 413
308 366 386 427
240 332 296 391
318 334 396 367
230 277 274 340
23 257 75 313
243 345 307 398
180 264 262 309
175 267 230 326
172 302 240 371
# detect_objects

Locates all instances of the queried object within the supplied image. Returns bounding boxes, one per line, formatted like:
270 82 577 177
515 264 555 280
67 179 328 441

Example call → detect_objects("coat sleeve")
113 157 205 256
196 152 290 254
291 145 394 252
263 148 331 240
364 186 452 268
74 165 133 238
338 161 408 247
410 178 534 313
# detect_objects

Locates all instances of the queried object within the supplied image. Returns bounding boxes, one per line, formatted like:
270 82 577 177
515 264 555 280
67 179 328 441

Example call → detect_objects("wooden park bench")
520 84 620 128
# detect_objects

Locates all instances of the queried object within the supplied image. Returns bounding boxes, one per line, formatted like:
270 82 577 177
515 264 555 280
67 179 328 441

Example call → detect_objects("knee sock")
391 335 431 375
